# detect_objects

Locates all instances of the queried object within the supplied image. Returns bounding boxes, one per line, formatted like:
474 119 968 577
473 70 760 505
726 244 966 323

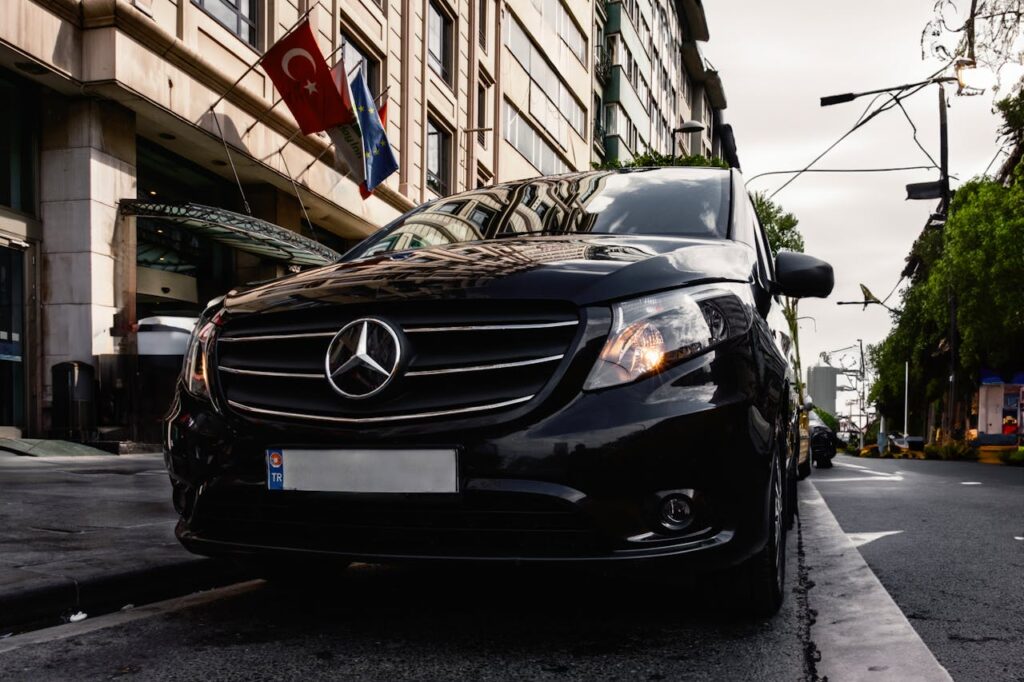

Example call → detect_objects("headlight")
584 284 752 390
182 313 221 399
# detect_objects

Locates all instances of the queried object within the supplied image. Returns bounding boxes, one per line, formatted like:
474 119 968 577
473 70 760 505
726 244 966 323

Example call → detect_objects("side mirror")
775 251 834 298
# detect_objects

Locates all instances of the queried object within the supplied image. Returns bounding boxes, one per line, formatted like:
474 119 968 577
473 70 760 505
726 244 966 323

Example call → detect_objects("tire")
815 453 833 469
797 457 811 480
712 453 787 618
737 455 786 617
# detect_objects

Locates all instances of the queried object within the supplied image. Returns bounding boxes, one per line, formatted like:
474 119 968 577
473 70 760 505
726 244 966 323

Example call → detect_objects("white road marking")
814 475 905 483
0 581 264 654
847 530 904 548
835 461 871 470
961 481 982 486
803 483 953 681
1013 536 1023 541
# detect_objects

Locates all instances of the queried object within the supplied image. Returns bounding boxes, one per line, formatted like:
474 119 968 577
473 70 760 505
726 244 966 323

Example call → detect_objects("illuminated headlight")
584 284 752 390
182 315 220 399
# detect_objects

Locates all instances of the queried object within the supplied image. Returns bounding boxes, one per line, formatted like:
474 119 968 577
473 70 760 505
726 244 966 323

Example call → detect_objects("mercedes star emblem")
325 318 402 399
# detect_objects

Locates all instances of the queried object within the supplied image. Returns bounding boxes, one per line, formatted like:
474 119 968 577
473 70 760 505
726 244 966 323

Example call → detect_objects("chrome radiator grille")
214 302 580 424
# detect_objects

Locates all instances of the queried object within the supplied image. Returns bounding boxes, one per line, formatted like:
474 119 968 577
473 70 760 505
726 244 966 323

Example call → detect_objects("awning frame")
119 200 343 266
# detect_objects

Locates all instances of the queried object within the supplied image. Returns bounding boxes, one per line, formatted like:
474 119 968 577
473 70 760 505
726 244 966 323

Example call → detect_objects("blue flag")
350 70 398 193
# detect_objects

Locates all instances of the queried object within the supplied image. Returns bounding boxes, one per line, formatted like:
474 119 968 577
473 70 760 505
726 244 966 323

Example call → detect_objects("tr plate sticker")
267 449 284 490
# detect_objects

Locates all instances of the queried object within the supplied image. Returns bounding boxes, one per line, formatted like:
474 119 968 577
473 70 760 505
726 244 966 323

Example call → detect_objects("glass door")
0 244 24 431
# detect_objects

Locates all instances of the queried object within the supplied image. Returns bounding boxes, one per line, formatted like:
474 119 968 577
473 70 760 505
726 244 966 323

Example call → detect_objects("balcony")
592 117 607 151
594 45 612 86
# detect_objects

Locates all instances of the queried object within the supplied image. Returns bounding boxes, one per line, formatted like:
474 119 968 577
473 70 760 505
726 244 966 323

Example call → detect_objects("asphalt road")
0 537 810 680
812 455 1024 682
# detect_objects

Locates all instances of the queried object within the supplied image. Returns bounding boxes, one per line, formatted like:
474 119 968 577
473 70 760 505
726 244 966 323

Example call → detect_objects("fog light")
659 495 693 531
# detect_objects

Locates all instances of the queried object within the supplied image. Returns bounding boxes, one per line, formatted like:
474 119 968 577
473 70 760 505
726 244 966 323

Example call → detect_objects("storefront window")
135 139 240 318
0 71 37 216
0 245 24 430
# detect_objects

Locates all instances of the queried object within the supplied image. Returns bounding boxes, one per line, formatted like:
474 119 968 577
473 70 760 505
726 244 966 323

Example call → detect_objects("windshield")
349 168 731 259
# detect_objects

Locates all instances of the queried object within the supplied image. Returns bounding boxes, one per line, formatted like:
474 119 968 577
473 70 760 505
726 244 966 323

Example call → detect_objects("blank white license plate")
265 448 458 493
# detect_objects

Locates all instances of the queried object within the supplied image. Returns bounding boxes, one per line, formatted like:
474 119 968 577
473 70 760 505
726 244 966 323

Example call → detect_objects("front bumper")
166 350 779 568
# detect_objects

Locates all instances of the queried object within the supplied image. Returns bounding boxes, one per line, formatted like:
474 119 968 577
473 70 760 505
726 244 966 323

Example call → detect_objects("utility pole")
938 81 958 442
858 338 866 450
904 360 909 435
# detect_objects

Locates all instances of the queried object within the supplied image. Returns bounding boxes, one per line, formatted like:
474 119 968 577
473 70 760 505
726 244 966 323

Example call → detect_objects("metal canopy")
119 200 342 266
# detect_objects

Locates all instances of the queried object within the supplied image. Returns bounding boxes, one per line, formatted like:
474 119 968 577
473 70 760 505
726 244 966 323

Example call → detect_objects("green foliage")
924 173 1024 373
592 149 729 171
871 93 1024 433
752 192 805 254
814 408 840 433
996 91 1024 148
923 442 978 461
999 447 1024 466
750 193 807 399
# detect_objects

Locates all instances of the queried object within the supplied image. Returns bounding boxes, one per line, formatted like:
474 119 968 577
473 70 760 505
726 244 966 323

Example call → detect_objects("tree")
752 194 807 400
870 90 1024 439
922 0 1024 96
925 173 1024 373
752 192 805 253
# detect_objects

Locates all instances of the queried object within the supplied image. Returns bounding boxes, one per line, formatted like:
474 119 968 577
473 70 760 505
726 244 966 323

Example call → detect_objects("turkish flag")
260 20 347 134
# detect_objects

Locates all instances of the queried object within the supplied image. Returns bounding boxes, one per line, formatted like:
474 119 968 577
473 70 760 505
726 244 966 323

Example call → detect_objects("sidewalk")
0 448 244 634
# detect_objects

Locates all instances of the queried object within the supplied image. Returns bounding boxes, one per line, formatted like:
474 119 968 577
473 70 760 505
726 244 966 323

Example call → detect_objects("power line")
768 63 954 199
895 99 941 170
880 276 906 305
746 165 938 184
982 144 1008 176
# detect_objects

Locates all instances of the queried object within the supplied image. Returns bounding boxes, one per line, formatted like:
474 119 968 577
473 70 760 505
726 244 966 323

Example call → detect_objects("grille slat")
215 302 580 425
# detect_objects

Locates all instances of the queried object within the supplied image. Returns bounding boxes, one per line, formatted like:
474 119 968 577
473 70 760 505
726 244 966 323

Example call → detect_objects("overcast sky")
701 0 1011 405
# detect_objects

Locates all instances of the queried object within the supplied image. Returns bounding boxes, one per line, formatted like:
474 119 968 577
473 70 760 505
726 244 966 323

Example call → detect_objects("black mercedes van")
165 167 833 615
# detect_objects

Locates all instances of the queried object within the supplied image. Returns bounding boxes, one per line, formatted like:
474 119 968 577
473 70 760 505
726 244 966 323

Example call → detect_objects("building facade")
807 365 842 417
594 0 731 165
0 0 733 440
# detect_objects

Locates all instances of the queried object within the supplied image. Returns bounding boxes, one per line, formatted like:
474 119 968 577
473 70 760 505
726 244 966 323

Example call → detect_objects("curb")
800 482 952 681
0 557 248 635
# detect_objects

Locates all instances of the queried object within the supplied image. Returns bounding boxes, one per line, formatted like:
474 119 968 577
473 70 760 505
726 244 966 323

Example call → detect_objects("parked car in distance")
809 411 837 469
164 167 834 616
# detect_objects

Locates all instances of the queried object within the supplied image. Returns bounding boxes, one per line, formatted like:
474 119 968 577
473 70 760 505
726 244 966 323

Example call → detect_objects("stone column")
38 96 136 406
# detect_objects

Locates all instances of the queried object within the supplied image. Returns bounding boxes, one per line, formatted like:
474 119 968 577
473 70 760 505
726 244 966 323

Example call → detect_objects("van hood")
223 235 756 314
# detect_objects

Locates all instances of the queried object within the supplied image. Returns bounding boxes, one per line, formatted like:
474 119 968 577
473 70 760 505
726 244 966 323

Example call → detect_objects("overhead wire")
767 61 955 200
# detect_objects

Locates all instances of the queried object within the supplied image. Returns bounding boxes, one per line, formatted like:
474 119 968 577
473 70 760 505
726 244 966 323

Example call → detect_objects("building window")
478 0 488 51
504 101 568 175
477 83 488 147
192 0 258 47
530 0 586 64
504 17 585 140
428 2 454 86
340 31 381 97
426 118 451 196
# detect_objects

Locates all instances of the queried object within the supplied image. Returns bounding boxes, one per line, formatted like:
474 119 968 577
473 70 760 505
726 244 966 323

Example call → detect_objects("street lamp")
672 120 704 157
822 75 968 443
820 76 958 214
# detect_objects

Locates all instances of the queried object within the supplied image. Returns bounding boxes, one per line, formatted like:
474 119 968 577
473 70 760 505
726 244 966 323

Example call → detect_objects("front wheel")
716 456 786 618
797 457 811 479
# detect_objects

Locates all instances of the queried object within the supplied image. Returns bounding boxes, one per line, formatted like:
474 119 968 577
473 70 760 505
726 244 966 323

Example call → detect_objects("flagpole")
297 86 391 179
203 1 328 117
240 43 345 139
211 112 253 215
278 138 317 239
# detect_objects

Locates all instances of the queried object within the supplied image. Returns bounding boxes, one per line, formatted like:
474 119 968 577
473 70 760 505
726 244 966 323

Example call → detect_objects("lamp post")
822 75 962 443
672 120 704 157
